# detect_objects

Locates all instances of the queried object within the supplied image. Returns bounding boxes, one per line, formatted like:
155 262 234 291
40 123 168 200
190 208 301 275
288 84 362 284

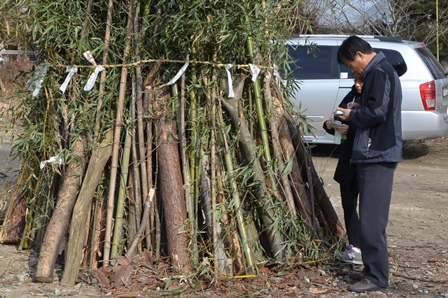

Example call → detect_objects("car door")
286 40 341 143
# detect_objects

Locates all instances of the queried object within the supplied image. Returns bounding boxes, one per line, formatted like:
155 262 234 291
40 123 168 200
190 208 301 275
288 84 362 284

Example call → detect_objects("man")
336 35 403 293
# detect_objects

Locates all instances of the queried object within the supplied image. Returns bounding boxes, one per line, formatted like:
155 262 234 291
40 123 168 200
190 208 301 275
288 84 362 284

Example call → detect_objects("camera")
334 110 343 116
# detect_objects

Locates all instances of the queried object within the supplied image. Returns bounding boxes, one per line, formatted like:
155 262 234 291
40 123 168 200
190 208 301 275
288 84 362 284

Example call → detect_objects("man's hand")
333 123 349 135
347 102 360 109
337 107 352 122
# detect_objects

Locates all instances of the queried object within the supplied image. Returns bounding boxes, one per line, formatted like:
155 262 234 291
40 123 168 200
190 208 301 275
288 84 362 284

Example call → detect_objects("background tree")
311 0 448 65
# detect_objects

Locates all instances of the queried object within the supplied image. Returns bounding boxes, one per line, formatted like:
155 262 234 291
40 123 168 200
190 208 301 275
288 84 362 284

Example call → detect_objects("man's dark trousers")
357 162 398 288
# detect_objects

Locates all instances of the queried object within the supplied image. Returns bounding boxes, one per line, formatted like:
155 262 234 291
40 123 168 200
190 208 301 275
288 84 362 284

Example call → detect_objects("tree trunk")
61 130 113 286
35 136 86 283
153 85 190 271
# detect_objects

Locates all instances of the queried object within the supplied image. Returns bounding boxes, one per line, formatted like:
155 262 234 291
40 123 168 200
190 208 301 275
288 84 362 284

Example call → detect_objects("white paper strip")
273 64 281 83
32 79 44 97
83 50 97 66
84 65 105 91
40 155 63 169
166 61 189 85
26 63 48 97
59 67 78 94
225 64 234 98
249 63 260 82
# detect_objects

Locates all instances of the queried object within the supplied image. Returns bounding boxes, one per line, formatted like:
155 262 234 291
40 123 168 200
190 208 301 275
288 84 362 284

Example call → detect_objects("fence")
0 49 36 63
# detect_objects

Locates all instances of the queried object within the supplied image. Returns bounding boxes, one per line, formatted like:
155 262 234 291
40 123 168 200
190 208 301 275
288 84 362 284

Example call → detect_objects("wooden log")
286 119 345 238
34 136 87 283
0 181 26 244
152 84 190 271
60 130 113 286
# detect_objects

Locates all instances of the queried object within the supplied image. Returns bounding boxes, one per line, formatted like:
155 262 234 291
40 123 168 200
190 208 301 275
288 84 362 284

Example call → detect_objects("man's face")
342 52 365 74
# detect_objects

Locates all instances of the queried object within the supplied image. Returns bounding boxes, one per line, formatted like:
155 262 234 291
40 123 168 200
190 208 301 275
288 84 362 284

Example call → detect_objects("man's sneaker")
348 278 384 293
349 270 365 281
336 245 362 265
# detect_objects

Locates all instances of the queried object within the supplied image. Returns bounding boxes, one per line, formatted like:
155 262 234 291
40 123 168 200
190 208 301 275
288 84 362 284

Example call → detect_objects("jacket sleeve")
323 122 335 135
350 69 390 128
339 85 357 109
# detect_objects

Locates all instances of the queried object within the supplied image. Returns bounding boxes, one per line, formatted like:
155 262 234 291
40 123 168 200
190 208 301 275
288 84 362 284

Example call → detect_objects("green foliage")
407 0 448 63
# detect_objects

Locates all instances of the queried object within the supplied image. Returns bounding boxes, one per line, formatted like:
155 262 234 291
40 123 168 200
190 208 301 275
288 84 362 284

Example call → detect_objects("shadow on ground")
308 140 431 160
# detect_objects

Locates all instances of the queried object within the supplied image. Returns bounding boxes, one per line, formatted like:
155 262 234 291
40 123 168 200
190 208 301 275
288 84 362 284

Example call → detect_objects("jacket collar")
363 52 386 76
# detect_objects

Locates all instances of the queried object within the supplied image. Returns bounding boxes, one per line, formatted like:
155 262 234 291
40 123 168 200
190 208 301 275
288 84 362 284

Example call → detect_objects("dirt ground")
0 137 446 297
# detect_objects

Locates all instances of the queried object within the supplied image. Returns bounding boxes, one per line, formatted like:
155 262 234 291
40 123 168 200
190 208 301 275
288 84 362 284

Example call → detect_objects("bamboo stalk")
185 53 199 263
94 0 114 138
174 78 198 264
103 0 134 266
146 119 155 253
111 123 132 258
142 60 163 253
126 189 155 259
244 15 285 261
220 75 284 261
264 73 296 215
87 0 114 270
208 69 228 274
269 82 314 228
129 75 142 244
216 98 255 274
286 119 345 237
131 0 143 236
143 0 159 255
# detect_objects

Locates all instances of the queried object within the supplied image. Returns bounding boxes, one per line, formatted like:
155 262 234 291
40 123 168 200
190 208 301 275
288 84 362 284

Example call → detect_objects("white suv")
286 35 448 144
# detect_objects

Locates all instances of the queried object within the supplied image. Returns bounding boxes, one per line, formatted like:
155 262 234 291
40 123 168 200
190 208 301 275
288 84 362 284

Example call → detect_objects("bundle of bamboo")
0 0 344 286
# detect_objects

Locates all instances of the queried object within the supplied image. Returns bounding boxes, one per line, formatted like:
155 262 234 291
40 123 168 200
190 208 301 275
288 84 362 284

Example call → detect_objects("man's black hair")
337 35 374 64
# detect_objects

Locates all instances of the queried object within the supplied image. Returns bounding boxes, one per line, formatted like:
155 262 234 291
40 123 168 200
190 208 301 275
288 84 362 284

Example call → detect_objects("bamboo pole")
208 68 228 274
216 99 256 274
219 82 284 261
111 123 132 258
131 0 144 236
103 0 134 266
95 0 114 138
173 79 198 264
185 51 199 263
129 75 142 244
264 73 296 215
143 61 162 255
126 189 155 259
269 81 314 228
244 12 285 261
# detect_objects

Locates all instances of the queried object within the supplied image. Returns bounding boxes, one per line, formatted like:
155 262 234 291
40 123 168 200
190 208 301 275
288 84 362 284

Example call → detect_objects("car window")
287 45 339 79
339 48 408 78
374 48 407 77
416 47 447 80
340 63 353 79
